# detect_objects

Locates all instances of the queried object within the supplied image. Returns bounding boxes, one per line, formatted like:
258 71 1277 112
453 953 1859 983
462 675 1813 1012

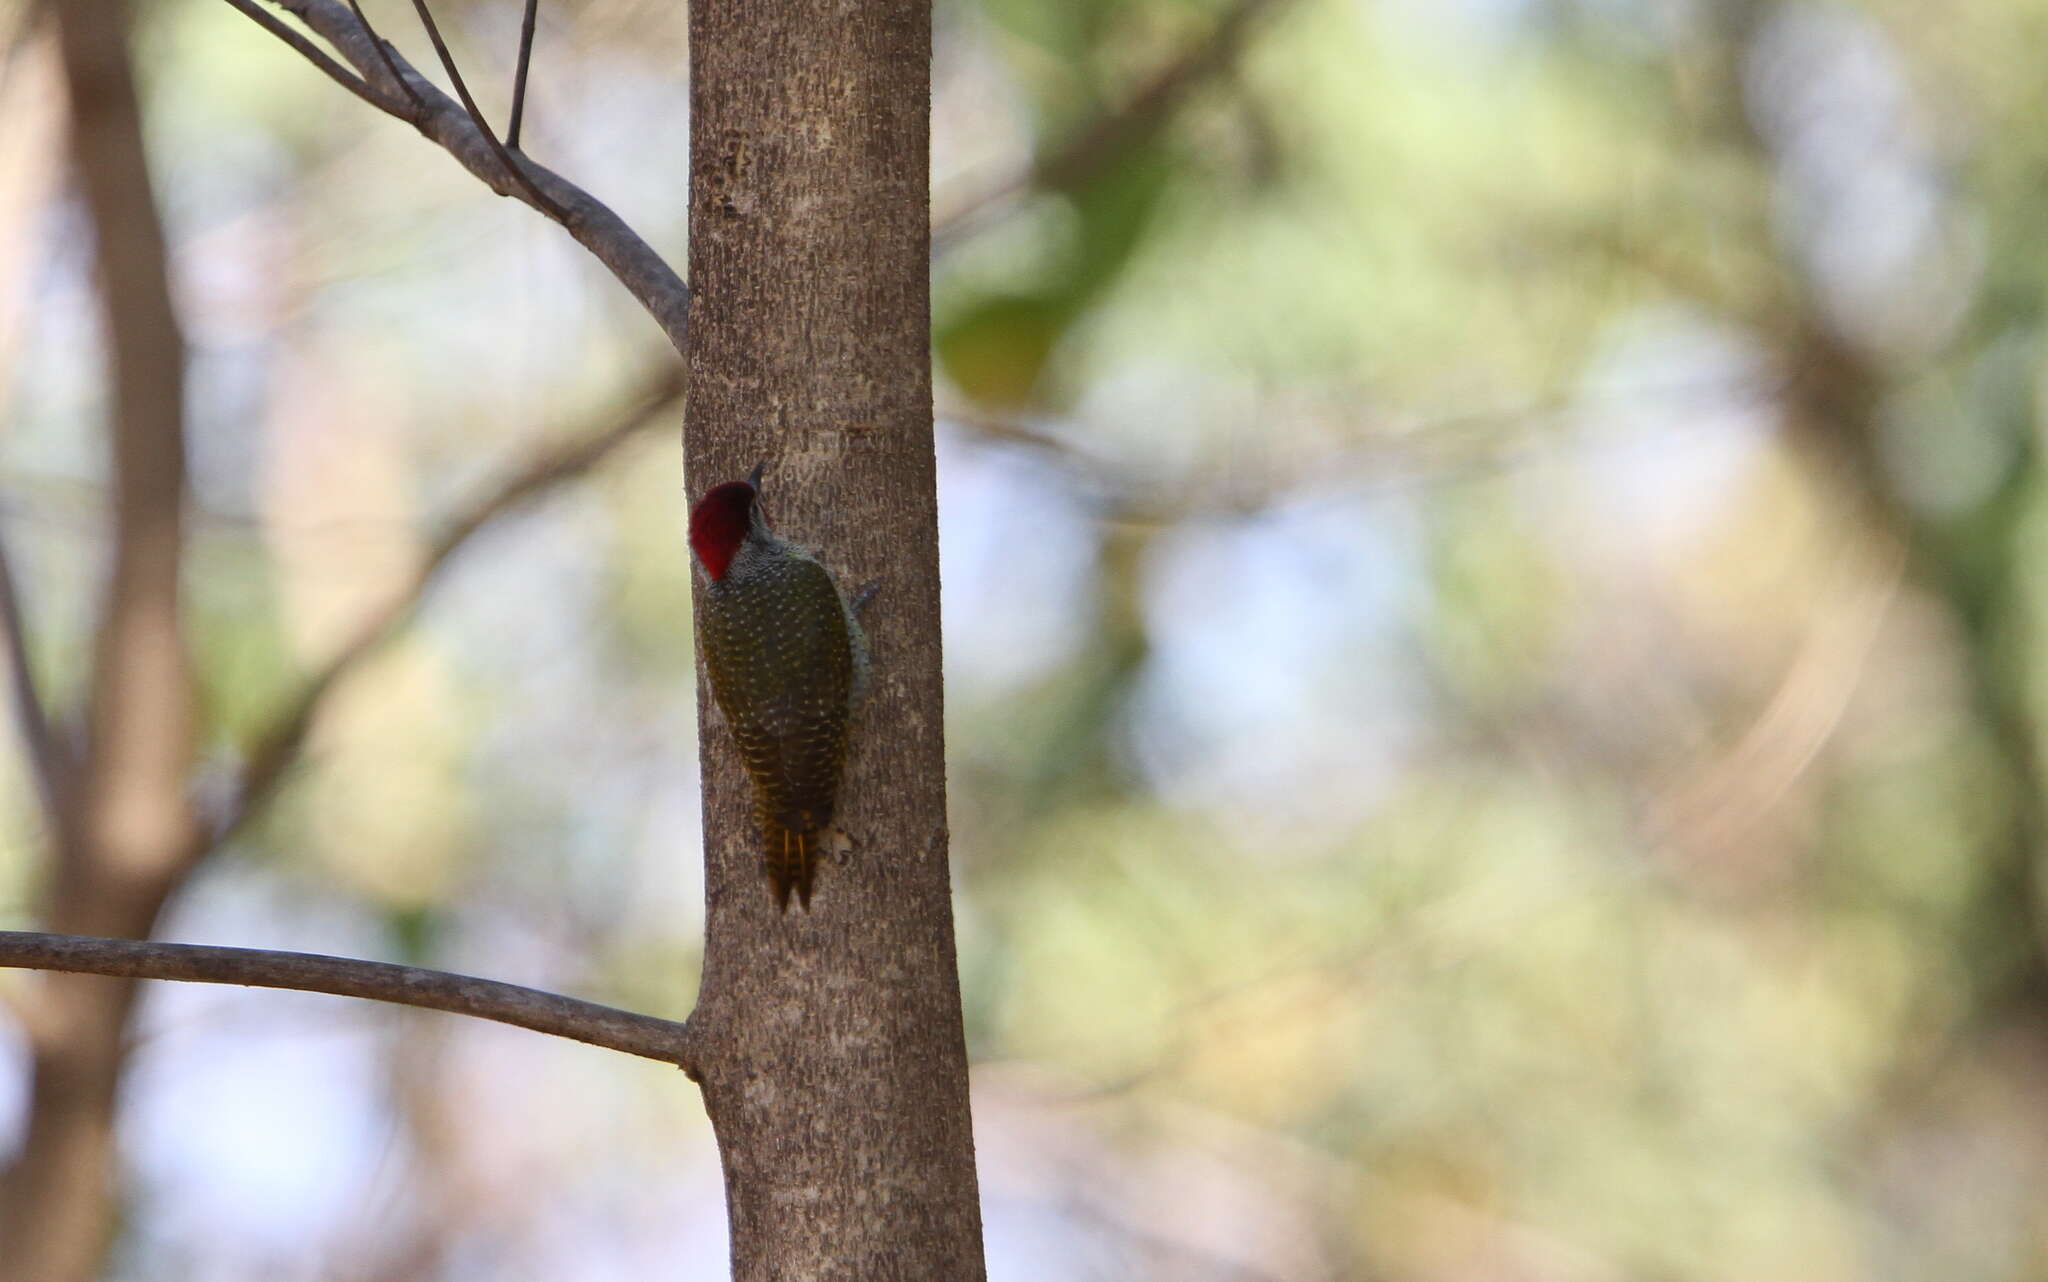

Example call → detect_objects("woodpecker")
689 463 868 911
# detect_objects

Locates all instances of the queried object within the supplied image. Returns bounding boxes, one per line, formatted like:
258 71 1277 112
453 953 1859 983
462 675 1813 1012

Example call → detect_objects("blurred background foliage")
4 0 2048 1277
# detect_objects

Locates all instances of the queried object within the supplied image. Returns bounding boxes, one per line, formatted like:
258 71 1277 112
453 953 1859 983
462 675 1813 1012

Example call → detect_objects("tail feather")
763 822 818 913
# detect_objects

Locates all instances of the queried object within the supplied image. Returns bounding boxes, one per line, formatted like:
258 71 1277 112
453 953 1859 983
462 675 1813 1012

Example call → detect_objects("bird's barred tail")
763 820 819 913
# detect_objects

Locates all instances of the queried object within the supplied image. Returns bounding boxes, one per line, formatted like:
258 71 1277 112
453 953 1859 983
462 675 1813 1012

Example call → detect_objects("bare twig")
0 528 67 826
404 0 565 218
0 931 698 1068
215 369 682 846
222 0 384 109
932 0 1289 245
231 0 690 355
345 0 423 108
508 0 538 150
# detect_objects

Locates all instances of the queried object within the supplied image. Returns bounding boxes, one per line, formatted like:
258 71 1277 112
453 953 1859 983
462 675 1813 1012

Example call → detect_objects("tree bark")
683 0 986 1277
1 4 201 1280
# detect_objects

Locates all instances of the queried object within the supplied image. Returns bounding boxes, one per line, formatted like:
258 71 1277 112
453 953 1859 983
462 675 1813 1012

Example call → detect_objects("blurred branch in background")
0 6 685 1261
0 524 69 830
0 931 697 1066
1 4 201 1279
932 0 1292 248
217 366 682 847
1647 532 1908 861
224 0 689 353
941 365 1792 524
0 0 48 103
1690 3 2048 1010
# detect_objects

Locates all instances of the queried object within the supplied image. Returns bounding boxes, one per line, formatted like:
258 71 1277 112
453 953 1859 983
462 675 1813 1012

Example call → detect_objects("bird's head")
689 462 772 581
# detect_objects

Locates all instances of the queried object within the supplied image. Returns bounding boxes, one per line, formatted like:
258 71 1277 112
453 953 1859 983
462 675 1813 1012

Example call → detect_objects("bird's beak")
747 460 767 493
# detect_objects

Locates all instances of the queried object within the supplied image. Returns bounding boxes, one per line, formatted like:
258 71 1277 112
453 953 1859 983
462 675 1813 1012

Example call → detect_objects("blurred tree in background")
4 0 2048 1278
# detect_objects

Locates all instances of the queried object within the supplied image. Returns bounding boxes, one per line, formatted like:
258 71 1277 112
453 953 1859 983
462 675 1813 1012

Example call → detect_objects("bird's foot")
826 825 861 868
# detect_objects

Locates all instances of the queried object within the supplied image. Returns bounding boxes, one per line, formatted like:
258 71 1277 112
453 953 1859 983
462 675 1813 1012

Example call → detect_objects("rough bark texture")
1 4 201 1280
684 0 986 1277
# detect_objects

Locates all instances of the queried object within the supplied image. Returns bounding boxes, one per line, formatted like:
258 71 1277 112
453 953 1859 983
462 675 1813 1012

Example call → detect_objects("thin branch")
221 0 384 110
232 0 690 355
345 0 423 108
932 0 1289 246
0 931 698 1068
404 0 566 219
508 0 538 150
0 527 67 827
214 369 681 847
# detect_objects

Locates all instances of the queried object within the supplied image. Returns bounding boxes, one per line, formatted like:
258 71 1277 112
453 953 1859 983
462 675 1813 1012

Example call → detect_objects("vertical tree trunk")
683 0 986 1278
2 4 200 1280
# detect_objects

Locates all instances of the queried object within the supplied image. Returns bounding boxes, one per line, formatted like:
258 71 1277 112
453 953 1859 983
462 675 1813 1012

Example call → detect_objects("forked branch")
403 0 565 217
224 0 689 354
